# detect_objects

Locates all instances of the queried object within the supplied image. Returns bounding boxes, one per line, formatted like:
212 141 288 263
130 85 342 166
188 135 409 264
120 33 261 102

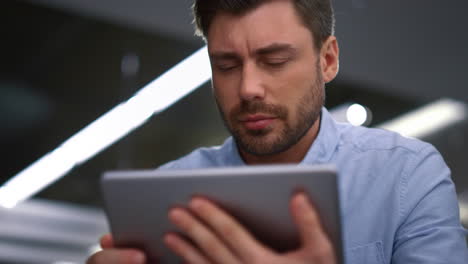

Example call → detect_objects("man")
87 0 468 263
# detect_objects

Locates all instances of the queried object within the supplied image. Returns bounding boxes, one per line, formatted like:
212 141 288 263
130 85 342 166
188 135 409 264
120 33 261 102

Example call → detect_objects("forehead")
206 0 313 54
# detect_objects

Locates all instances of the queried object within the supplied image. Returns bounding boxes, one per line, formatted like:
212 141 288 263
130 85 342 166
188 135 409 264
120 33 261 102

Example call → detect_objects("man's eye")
216 64 238 71
264 59 288 67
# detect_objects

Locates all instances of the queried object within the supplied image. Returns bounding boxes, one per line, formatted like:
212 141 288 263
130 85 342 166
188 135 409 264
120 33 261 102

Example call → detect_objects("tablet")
101 164 343 263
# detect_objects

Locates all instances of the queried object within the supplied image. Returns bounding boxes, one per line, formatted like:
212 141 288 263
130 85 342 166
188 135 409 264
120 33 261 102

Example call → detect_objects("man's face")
207 0 326 156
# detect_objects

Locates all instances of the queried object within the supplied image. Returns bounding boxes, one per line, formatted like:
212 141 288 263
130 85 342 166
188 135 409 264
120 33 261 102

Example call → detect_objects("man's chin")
235 134 285 156
244 128 271 136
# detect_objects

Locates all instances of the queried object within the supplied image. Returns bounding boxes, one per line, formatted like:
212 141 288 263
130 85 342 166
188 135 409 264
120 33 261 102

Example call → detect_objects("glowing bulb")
346 104 368 126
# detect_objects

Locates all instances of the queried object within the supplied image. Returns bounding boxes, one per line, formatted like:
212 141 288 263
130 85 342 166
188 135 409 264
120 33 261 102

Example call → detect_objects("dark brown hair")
192 0 335 50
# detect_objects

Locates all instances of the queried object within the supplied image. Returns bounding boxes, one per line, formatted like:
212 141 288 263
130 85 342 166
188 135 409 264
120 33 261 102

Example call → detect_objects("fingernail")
168 208 183 224
297 193 308 207
190 197 203 210
133 252 145 263
164 233 174 245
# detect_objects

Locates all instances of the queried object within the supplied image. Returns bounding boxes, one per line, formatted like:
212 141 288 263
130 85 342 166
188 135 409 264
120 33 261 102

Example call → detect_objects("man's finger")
164 232 212 264
86 248 145 264
168 207 239 264
290 193 331 247
99 233 114 249
189 197 268 261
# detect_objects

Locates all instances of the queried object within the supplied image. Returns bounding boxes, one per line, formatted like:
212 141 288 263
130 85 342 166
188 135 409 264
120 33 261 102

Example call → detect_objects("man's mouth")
239 114 277 130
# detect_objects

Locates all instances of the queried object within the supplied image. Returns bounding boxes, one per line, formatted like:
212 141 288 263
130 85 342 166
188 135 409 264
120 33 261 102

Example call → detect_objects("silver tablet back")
101 164 343 263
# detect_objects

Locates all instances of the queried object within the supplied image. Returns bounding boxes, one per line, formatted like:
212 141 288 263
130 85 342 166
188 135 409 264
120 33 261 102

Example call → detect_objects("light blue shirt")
160 108 468 263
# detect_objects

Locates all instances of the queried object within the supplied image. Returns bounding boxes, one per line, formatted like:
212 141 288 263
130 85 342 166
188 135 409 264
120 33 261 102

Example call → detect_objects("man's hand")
86 234 146 264
165 193 337 264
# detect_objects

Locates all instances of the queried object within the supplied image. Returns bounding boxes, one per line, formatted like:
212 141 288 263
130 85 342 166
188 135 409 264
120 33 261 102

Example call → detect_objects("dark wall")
335 0 468 101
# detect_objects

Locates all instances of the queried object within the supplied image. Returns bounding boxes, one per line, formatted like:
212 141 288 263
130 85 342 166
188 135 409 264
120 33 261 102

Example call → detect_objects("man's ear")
320 36 339 83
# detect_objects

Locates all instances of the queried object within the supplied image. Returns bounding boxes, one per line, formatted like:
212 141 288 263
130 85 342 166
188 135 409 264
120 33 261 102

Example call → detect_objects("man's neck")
239 116 321 165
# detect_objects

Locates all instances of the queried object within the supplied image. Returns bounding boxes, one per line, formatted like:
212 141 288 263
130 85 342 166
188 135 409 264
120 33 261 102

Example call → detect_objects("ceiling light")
346 103 368 126
377 98 466 138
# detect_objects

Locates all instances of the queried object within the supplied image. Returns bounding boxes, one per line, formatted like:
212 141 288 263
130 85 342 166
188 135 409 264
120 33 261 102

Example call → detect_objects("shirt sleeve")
392 144 468 263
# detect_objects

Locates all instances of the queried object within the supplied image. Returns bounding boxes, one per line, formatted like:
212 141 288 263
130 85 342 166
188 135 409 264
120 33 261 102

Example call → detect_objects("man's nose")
239 64 266 101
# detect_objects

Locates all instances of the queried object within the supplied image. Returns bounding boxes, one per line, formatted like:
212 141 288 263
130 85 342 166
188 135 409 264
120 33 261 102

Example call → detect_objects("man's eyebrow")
209 51 240 61
209 43 296 60
255 43 297 56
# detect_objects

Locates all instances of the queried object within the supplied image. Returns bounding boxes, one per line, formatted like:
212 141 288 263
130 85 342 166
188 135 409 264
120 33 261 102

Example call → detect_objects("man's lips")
239 114 277 130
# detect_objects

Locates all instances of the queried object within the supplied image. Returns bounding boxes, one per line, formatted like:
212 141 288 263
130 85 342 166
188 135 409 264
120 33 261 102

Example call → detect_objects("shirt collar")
225 107 340 165
300 107 341 165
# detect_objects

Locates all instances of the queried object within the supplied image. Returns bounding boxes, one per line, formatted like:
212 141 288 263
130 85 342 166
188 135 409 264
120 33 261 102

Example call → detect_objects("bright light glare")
0 46 211 209
460 202 468 226
459 191 468 226
377 98 466 138
346 104 368 126
88 244 102 255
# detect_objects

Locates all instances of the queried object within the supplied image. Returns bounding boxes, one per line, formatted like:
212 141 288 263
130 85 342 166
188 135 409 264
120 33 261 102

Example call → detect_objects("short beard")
215 65 324 156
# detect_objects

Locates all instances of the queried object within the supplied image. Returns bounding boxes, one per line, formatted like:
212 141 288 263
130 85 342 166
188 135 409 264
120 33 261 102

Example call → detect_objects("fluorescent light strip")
377 98 467 138
0 46 211 209
460 201 468 226
459 191 468 226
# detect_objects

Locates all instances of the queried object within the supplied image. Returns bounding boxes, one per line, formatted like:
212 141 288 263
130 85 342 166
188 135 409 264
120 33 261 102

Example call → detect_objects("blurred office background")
1 0 467 263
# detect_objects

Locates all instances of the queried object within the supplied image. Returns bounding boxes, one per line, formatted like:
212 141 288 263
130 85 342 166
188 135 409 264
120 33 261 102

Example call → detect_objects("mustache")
230 100 288 119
